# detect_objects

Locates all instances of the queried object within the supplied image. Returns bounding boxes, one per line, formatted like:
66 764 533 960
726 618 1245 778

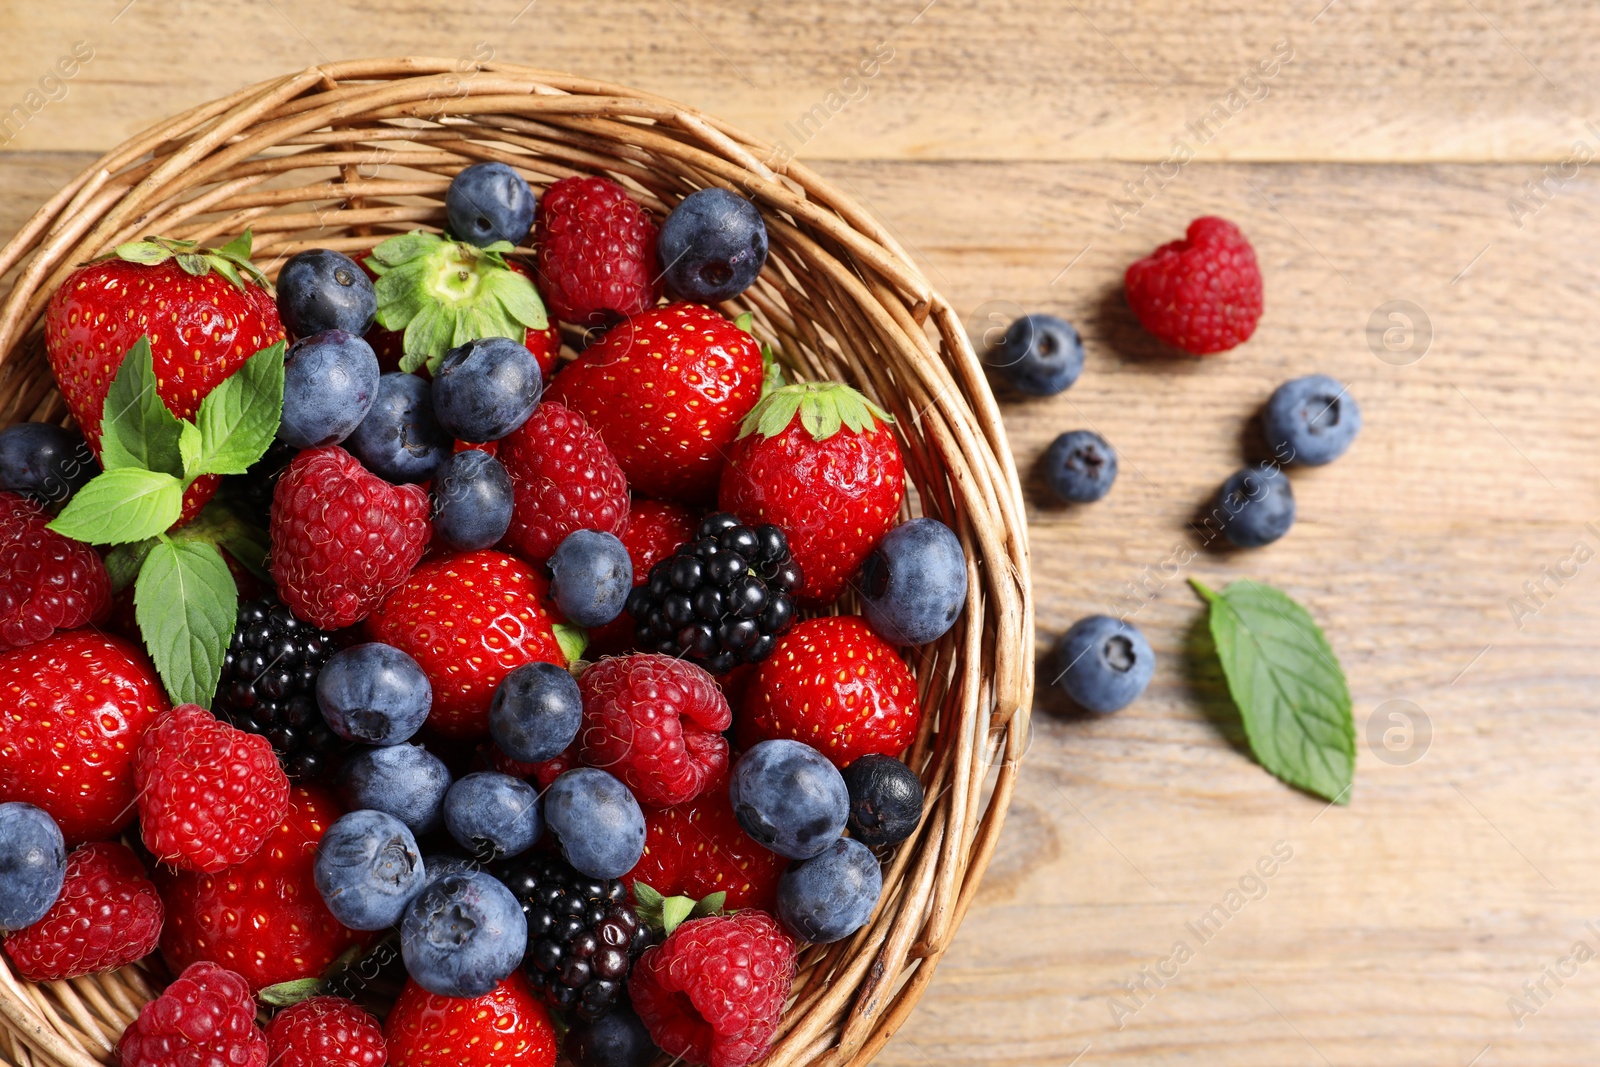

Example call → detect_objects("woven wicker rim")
0 58 1033 1067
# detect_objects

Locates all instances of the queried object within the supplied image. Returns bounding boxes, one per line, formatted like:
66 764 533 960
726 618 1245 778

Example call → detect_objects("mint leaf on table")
135 539 238 708
98 336 184 476
48 468 184 544
193 341 285 475
1191 578 1355 804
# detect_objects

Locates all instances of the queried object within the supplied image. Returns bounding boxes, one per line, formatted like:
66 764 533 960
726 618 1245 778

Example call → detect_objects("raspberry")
628 910 796 1067
0 490 109 651
2 841 162 981
498 401 629 565
135 704 291 873
1124 216 1263 355
269 444 431 629
578 654 731 806
265 996 388 1067
118 961 268 1067
535 176 662 326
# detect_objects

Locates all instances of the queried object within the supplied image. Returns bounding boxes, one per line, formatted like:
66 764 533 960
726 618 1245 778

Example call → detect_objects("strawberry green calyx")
365 230 548 375
738 380 893 442
112 230 272 293
632 882 727 937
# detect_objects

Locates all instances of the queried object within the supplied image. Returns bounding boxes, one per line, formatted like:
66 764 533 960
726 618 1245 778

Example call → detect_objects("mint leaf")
1192 578 1355 804
48 468 183 544
136 540 238 708
179 421 202 479
193 342 285 476
99 336 184 476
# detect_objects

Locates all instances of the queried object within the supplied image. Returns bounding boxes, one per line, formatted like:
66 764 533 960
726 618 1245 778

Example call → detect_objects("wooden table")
4 2 1598 1064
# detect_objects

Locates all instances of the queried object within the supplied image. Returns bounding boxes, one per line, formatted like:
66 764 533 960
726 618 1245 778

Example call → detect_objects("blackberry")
215 593 345 778
624 512 800 673
498 853 652 1021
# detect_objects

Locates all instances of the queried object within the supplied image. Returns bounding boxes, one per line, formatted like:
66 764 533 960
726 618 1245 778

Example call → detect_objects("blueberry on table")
316 642 432 746
0 423 96 505
1215 465 1296 548
431 449 514 552
841 754 924 848
347 371 451 484
565 995 660 1067
987 314 1084 396
400 869 528 997
1043 429 1117 503
443 772 543 862
276 248 378 338
776 837 883 944
338 743 453 836
1263 373 1362 466
313 809 427 930
858 518 967 646
0 802 66 931
550 529 633 627
489 660 583 764
279 330 381 448
542 768 646 880
446 161 537 248
432 336 542 443
657 187 769 303
729 739 849 860
1052 614 1155 714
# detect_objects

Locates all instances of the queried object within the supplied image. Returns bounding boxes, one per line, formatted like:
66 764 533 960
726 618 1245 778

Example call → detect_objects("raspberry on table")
1124 215 1263 355
3 841 162 982
535 175 662 326
118 961 268 1067
578 654 732 806
0 490 110 652
498 401 629 565
265 995 388 1067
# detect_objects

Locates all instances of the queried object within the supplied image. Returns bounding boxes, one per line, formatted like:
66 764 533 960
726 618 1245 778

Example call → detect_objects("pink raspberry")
578 654 730 806
265 995 388 1067
1125 216 1263 355
118 961 268 1067
497 402 629 565
2 841 162 981
0 491 109 651
535 176 661 326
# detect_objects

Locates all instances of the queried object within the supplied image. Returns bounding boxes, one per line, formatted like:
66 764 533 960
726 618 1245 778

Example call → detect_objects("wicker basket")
0 58 1032 1067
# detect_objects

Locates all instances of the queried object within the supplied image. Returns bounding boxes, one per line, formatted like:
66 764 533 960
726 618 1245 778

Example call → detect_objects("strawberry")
157 784 372 991
718 382 904 605
488 740 577 790
386 971 557 1067
0 630 168 842
535 175 662 327
44 233 284 523
365 550 567 739
266 996 388 1067
739 615 922 768
626 766 784 910
497 401 629 565
547 303 764 503
0 490 110 651
3 841 163 981
587 498 697 655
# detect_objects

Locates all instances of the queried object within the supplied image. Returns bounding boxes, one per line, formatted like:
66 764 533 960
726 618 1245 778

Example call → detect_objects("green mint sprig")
1191 578 1355 804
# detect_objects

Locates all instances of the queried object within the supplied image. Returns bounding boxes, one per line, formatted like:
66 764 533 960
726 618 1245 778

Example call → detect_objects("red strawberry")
626 767 784 910
535 176 662 327
135 704 291 873
586 498 697 654
266 996 388 1067
1124 216 1263 355
579 654 730 806
488 740 577 790
270 444 432 629
0 630 168 842
44 235 284 523
718 382 904 604
740 615 921 768
548 303 764 503
0 492 110 651
119 961 268 1067
157 784 372 991
386 971 557 1067
366 550 567 738
629 910 796 1067
2 841 163 981
497 401 629 565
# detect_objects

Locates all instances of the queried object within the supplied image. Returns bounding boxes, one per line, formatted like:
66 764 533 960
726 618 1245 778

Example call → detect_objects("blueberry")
776 837 882 944
313 809 427 930
348 372 450 484
317 642 432 745
1263 374 1361 466
276 248 378 338
0 424 97 505
432 449 514 551
446 162 537 248
0 803 66 930
565 996 659 1067
279 330 381 448
543 769 646 879
1043 430 1117 503
339 744 453 835
489 660 583 764
729 740 848 860
841 754 924 848
1052 615 1154 714
858 518 967 646
443 772 543 861
1216 465 1295 548
656 187 769 302
432 337 542 443
401 869 528 997
549 530 633 627
987 314 1084 396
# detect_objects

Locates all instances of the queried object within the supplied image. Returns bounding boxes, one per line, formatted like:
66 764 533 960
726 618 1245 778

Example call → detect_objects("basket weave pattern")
0 58 1032 1067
